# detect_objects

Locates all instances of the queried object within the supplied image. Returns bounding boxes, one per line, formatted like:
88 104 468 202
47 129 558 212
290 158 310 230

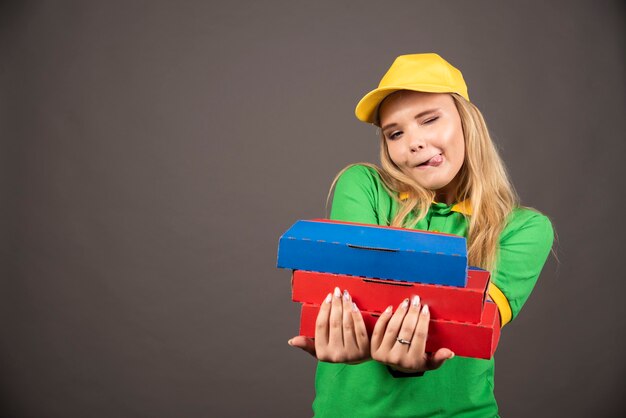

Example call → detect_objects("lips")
417 154 444 167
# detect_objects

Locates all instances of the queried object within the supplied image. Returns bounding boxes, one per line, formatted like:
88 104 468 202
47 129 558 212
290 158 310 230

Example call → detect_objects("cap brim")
355 84 465 124
355 88 401 124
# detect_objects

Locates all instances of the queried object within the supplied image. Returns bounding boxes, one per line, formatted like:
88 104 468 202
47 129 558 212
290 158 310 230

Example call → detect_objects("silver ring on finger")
396 337 411 345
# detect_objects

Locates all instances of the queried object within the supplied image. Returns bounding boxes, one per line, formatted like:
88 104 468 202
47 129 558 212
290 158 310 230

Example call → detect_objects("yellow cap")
355 53 469 124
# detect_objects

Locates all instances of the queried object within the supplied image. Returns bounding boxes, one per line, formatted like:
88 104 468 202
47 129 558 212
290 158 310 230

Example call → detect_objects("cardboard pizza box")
298 300 500 360
277 219 468 286
292 268 489 323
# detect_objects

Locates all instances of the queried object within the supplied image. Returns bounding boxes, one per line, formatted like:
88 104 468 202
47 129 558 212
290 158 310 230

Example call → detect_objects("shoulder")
334 164 391 201
331 164 395 225
500 207 554 247
336 164 382 186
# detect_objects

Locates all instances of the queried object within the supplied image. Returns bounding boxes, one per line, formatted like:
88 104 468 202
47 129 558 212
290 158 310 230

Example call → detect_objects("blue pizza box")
277 219 468 287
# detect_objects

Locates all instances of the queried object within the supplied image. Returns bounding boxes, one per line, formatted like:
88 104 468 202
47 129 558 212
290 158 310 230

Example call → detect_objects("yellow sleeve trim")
488 282 512 327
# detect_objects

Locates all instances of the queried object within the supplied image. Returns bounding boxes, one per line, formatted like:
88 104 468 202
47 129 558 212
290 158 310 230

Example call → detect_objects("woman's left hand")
370 295 455 373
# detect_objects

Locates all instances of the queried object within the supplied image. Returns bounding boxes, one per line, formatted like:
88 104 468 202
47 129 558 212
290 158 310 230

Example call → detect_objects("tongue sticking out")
421 154 443 167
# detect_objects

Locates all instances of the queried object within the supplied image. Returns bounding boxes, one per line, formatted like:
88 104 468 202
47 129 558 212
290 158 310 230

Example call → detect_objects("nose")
407 129 426 153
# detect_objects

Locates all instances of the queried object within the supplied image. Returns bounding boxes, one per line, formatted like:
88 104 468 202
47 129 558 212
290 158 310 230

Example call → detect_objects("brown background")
1 1 625 417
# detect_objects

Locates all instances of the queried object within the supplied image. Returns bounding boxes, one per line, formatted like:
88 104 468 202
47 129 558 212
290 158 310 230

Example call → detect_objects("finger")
371 305 394 352
314 292 333 349
351 302 369 352
341 290 357 349
327 287 343 347
408 304 430 358
395 295 421 352
425 348 455 370
288 336 317 357
381 298 410 352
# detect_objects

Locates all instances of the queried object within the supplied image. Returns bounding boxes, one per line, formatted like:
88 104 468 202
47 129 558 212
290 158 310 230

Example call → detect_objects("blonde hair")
330 93 518 271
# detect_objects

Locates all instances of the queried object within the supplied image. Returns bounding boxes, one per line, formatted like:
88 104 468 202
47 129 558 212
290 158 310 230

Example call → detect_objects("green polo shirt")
312 164 553 418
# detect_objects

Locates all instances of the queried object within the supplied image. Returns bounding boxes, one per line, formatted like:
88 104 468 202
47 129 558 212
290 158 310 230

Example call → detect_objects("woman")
288 53 553 417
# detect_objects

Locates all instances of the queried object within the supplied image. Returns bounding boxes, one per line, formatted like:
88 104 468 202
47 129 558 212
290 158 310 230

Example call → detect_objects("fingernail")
421 304 429 314
334 287 341 298
401 298 409 309
352 302 359 312
449 352 455 359
343 289 351 301
325 293 332 303
288 339 293 346
412 295 420 307
385 305 393 313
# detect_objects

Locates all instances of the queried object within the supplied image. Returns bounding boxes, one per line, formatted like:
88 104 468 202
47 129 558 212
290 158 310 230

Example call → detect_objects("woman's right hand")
288 287 370 364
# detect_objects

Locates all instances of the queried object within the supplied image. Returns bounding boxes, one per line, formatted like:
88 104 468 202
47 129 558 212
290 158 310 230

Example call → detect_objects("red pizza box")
298 301 501 360
292 268 490 323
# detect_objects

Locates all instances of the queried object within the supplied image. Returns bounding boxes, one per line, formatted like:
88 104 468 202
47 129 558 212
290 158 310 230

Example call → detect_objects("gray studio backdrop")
1 1 625 417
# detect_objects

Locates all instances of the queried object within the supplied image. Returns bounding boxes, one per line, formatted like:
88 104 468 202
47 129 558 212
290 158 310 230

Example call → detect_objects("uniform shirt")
312 165 554 418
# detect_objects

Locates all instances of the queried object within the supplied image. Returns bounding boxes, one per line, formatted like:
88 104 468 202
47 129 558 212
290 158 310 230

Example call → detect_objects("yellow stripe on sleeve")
488 282 513 327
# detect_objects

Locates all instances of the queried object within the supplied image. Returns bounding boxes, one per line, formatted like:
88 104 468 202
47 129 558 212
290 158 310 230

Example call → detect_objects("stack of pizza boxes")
277 219 501 359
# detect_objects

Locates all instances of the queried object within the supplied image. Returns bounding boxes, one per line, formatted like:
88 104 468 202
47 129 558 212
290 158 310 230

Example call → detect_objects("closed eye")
423 116 439 125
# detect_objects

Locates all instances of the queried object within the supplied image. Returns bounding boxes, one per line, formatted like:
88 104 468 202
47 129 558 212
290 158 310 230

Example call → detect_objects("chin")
418 180 450 192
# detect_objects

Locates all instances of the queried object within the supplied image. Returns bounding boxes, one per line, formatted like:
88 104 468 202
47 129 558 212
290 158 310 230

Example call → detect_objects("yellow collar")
448 200 472 215
398 192 473 216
